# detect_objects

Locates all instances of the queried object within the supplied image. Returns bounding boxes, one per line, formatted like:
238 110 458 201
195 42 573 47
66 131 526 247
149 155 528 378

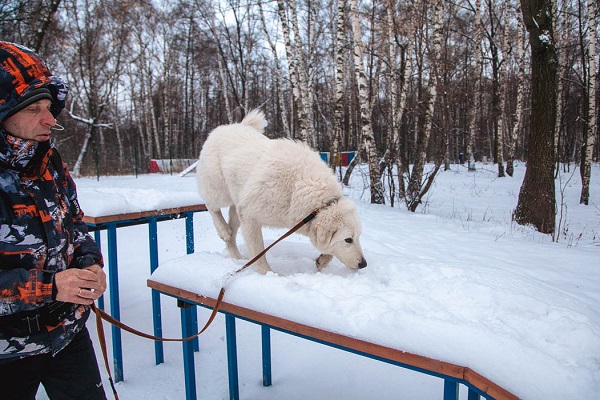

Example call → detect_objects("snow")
76 175 201 216
39 163 600 400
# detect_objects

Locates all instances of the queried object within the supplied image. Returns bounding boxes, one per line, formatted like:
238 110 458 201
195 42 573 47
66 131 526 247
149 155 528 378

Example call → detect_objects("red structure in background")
150 160 161 173
319 151 356 166
149 159 197 173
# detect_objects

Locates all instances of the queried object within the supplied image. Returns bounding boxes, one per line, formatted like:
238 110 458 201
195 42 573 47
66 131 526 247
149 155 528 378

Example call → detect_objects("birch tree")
580 0 597 205
466 0 483 171
331 0 347 173
386 0 415 204
496 0 511 178
32 0 62 52
406 0 444 212
133 23 162 160
205 5 234 123
201 0 257 120
62 0 126 176
277 0 313 144
349 0 384 204
258 0 290 137
486 0 502 168
553 0 566 172
0 0 62 52
506 0 526 177
514 0 557 234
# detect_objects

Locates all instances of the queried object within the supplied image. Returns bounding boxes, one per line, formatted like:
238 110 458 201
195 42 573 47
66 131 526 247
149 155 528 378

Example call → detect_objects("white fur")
196 109 367 274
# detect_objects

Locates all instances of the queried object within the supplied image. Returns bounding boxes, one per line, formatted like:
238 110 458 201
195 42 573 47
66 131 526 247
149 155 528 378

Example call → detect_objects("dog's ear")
316 224 335 247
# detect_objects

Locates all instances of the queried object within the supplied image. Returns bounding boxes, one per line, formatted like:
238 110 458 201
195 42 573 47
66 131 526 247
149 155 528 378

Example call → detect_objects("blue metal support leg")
443 380 459 400
185 212 195 254
261 325 272 387
93 230 104 310
106 224 123 383
185 213 199 352
149 217 164 364
179 300 197 400
226 315 240 400
468 387 481 400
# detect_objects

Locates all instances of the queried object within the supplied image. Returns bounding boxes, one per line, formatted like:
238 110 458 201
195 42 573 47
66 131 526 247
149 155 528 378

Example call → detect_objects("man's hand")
54 264 107 305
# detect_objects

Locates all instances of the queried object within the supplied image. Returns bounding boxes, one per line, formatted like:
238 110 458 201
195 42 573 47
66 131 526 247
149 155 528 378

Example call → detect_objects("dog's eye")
345 238 353 244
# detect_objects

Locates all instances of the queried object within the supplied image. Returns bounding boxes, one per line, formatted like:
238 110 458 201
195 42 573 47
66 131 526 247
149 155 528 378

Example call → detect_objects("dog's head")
308 198 367 270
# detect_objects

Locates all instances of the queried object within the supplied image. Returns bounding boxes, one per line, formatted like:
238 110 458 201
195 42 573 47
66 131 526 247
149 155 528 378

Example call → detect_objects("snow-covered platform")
149 249 523 400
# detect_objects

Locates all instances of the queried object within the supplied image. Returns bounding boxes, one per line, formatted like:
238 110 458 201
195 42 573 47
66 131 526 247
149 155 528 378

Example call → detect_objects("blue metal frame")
92 230 105 310
226 315 239 400
85 207 206 383
179 300 197 400
149 217 163 365
444 380 459 400
185 212 200 353
261 325 272 387
106 223 123 382
156 291 497 400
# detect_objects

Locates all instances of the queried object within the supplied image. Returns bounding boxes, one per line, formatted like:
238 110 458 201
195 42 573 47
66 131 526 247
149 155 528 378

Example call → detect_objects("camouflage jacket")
0 131 103 360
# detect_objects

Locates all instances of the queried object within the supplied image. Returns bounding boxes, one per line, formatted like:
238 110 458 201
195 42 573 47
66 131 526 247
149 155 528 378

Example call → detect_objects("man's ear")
316 223 335 247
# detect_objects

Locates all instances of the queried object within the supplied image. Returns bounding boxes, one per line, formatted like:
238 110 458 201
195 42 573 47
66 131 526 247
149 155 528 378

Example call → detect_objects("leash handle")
92 288 227 400
93 303 119 400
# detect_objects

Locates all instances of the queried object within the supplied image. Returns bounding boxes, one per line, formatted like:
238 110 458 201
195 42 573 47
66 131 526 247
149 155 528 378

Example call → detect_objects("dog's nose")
358 258 367 269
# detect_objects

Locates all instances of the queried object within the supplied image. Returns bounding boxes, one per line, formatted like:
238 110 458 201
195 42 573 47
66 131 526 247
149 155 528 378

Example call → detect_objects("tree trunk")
507 1 525 177
162 74 170 166
496 0 511 178
258 0 290 137
279 0 313 145
487 0 502 172
31 0 61 52
580 0 597 205
149 80 161 158
331 0 346 173
406 0 443 211
349 0 384 204
72 121 95 177
385 2 398 204
112 89 124 171
387 0 414 203
343 147 361 186
277 0 301 141
553 0 567 172
514 0 557 234
466 0 482 171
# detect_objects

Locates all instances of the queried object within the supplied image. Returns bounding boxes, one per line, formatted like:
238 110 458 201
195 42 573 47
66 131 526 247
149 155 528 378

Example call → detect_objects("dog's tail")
241 109 268 133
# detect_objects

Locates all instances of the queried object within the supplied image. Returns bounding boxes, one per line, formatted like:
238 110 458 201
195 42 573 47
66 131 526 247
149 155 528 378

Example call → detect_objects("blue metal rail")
210 306 491 400
84 205 206 382
146 281 518 400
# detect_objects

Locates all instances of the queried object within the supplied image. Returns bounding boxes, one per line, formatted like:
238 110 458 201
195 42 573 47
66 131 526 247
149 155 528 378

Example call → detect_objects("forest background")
0 0 598 236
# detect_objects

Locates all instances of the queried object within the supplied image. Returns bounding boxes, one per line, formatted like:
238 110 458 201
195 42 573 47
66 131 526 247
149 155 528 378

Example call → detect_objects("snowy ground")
38 162 600 400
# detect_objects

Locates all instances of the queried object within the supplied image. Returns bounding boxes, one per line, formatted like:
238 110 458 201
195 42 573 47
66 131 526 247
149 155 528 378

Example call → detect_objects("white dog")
196 109 367 274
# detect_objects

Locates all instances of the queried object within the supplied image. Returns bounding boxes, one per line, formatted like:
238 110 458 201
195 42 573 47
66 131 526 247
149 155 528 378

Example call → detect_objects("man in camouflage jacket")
0 42 107 399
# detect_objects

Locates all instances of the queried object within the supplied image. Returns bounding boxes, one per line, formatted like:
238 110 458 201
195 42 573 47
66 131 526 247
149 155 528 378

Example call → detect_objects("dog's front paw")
316 254 333 271
226 243 244 259
254 262 273 275
216 225 233 243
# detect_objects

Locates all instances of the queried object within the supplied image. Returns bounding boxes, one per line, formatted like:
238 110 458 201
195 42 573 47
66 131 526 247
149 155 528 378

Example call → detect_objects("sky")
37 162 600 400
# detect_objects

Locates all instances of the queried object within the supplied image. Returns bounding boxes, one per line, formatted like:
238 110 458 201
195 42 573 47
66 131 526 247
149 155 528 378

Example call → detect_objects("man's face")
0 99 56 142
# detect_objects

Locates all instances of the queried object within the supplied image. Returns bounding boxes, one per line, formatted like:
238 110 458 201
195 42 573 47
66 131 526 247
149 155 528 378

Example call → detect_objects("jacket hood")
0 42 69 122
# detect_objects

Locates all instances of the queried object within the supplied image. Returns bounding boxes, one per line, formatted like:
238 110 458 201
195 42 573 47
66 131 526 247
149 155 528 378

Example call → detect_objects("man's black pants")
0 327 107 400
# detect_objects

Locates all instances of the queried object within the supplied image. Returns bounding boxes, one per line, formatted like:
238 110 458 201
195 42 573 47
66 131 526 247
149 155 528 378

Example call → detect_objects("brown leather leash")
92 208 321 399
